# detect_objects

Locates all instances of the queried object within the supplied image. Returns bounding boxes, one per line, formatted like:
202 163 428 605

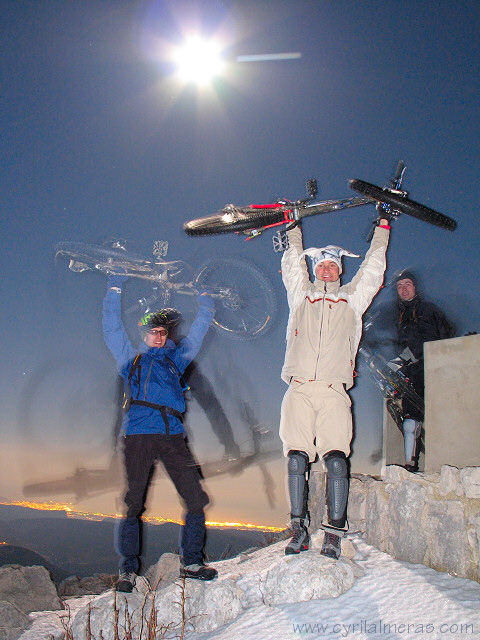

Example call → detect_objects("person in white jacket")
279 216 390 558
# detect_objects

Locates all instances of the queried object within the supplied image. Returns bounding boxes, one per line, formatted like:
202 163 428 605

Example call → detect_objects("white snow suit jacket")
281 225 390 389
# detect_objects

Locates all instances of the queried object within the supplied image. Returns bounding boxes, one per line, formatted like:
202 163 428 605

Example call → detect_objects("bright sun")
172 37 225 86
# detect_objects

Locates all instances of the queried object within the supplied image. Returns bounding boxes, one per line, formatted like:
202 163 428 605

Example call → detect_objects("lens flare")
173 37 224 86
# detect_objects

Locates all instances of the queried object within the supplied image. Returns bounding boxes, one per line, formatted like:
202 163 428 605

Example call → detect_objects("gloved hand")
376 203 394 225
107 273 129 289
197 291 215 308
286 219 301 231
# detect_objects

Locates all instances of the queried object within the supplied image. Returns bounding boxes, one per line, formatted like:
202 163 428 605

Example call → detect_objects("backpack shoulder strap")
128 354 142 383
122 354 142 410
165 355 190 393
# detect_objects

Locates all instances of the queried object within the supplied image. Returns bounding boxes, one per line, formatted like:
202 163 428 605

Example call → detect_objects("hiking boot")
285 518 309 555
115 571 136 593
320 531 342 559
180 563 218 581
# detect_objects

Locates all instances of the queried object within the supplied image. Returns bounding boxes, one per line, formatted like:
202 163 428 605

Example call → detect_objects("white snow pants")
403 418 422 464
279 380 352 462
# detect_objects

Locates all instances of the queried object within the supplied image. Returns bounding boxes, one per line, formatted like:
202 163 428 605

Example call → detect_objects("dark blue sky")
1 0 479 526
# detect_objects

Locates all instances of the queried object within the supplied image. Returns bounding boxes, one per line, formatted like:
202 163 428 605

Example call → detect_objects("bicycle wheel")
194 257 278 340
184 204 287 236
55 241 157 277
349 179 457 231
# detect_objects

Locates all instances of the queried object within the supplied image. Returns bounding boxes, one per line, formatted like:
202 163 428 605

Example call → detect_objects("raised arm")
173 294 215 373
281 225 311 311
102 276 137 371
346 221 390 316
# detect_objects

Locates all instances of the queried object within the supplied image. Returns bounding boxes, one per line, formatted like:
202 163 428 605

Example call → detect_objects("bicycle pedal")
153 240 168 258
272 230 289 252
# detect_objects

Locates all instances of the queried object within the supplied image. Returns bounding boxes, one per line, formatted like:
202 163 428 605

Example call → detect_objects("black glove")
376 203 394 225
285 219 300 231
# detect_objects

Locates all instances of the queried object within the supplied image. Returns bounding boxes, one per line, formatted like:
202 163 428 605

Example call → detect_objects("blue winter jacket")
102 284 215 435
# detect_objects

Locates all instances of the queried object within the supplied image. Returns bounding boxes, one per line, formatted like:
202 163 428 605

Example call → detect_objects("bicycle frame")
232 196 372 240
124 270 239 318
67 254 232 299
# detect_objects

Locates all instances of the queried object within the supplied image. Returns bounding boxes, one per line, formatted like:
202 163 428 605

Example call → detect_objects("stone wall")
424 334 480 471
309 464 480 582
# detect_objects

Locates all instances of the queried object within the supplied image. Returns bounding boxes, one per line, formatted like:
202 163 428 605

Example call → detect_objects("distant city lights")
1 500 283 532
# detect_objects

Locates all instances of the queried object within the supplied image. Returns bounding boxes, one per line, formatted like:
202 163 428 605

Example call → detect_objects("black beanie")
396 270 417 287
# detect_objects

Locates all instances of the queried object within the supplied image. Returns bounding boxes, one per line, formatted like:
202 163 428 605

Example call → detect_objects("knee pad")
323 450 349 529
287 450 309 519
403 419 422 438
402 419 422 464
287 449 309 475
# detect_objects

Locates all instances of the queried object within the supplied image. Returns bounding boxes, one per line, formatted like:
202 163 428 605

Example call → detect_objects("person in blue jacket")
103 274 217 590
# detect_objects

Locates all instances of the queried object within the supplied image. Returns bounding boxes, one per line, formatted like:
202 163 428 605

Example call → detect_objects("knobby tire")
349 180 457 231
183 206 286 236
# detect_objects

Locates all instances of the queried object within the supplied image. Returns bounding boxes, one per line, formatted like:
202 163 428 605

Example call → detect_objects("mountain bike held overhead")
183 162 457 239
54 240 277 341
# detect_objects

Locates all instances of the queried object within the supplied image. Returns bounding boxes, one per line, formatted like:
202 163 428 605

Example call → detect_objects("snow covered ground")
19 534 480 640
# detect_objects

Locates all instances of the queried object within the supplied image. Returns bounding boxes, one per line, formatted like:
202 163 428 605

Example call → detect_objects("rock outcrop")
58 573 116 597
0 600 30 640
0 565 63 640
0 565 62 615
72 538 361 638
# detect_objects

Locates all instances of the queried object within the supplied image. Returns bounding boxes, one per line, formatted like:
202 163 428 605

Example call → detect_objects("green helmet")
138 308 182 335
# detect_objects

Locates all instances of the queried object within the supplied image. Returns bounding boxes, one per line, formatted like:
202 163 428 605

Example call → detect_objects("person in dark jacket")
103 274 217 590
395 270 455 470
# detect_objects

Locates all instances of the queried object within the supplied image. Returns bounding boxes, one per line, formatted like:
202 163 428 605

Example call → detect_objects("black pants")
403 362 424 422
115 433 209 573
